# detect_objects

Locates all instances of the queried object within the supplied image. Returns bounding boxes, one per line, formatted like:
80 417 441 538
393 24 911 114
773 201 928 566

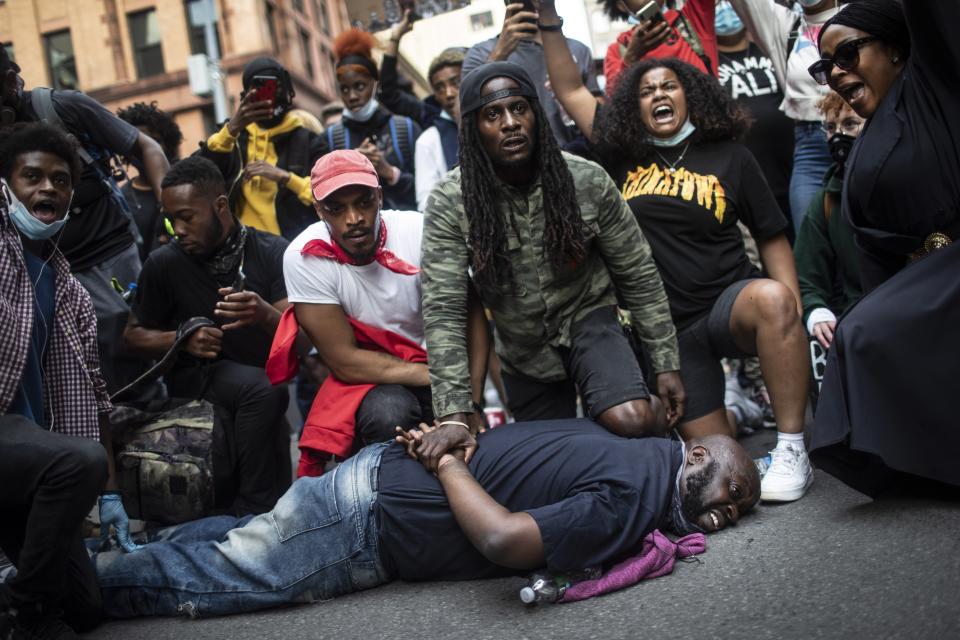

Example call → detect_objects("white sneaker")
760 444 813 502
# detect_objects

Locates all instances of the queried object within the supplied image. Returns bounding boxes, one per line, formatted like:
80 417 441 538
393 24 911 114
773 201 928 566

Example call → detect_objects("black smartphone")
635 0 666 26
505 0 538 23
399 0 421 22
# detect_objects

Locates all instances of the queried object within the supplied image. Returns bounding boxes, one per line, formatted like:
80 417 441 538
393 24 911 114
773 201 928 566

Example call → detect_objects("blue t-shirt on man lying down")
376 419 682 581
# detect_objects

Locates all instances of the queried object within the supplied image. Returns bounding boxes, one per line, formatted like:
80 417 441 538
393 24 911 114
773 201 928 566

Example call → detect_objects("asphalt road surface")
89 430 960 640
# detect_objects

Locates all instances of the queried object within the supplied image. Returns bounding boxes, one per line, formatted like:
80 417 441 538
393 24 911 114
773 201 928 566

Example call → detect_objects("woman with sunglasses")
806 0 960 496
537 1 813 503
730 0 844 234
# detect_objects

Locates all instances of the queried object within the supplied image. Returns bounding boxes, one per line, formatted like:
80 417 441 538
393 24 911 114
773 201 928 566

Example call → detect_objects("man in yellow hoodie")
198 58 326 240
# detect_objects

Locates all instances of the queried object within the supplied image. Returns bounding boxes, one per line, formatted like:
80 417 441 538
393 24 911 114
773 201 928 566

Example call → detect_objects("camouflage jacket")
421 152 680 418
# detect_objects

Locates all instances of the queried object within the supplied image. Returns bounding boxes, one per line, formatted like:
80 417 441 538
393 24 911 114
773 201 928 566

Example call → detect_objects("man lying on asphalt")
95 419 759 618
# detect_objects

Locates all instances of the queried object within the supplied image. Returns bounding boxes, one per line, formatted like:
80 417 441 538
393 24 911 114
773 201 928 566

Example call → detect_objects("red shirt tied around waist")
267 150 427 476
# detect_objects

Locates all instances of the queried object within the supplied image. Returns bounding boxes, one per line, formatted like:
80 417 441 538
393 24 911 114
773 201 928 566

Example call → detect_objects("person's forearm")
99 413 118 492
437 458 544 568
758 233 802 311
123 325 176 359
466 288 491 406
137 134 170 200
328 349 429 386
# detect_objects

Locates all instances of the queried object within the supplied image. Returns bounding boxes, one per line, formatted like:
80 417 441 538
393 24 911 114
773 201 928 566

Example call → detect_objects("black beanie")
818 0 910 59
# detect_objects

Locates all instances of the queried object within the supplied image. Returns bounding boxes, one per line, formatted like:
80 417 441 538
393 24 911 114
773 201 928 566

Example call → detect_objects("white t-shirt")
283 209 425 347
415 126 447 212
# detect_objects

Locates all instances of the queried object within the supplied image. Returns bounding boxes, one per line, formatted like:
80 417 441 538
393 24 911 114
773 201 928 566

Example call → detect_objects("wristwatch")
537 18 564 31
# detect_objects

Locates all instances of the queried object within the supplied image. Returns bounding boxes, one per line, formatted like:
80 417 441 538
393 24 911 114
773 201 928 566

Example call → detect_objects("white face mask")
649 118 697 147
342 98 380 123
1 178 72 241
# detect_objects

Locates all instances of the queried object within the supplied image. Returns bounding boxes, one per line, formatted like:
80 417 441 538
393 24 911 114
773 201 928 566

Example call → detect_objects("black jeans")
0 414 107 632
354 384 433 447
168 360 291 516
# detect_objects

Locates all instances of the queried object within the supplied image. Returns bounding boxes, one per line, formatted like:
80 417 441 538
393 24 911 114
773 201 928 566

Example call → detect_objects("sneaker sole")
760 472 813 502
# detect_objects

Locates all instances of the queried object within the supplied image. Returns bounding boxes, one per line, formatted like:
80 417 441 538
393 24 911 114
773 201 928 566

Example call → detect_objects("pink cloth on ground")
558 530 706 603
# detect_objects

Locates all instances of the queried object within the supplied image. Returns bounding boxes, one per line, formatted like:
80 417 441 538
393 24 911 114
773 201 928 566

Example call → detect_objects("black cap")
0 46 21 74
458 61 538 117
241 56 286 90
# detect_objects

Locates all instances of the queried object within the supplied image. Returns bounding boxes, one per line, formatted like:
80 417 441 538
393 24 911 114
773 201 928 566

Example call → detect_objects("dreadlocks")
458 97 586 290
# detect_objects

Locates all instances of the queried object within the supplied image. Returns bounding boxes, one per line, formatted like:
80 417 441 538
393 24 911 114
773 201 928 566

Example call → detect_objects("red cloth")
300 217 419 276
265 306 426 477
603 0 717 94
559 530 705 602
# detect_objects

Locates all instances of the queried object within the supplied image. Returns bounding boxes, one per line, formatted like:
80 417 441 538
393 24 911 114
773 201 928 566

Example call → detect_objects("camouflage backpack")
110 399 216 525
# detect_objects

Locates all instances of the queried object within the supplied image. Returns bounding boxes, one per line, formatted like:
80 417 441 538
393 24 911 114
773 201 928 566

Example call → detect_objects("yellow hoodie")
206 112 314 235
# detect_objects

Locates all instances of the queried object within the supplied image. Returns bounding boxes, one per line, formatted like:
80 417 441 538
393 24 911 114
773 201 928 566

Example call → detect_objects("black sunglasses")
808 36 878 85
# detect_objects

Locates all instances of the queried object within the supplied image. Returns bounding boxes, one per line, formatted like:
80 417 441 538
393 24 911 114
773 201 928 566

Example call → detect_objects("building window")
300 28 314 79
185 0 223 57
128 9 165 78
470 11 493 31
43 30 77 90
265 2 279 53
315 0 329 35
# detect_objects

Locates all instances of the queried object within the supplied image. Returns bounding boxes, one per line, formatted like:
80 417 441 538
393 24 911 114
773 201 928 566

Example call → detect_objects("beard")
680 459 719 523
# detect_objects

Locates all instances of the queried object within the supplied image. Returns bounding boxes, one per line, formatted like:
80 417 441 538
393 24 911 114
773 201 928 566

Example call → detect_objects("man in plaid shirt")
0 123 138 639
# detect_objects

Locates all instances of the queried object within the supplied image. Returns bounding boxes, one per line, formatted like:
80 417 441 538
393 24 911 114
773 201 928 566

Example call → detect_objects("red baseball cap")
310 150 379 201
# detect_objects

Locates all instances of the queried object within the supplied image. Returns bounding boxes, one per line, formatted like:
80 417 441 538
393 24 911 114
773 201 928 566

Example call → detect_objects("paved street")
88 430 960 640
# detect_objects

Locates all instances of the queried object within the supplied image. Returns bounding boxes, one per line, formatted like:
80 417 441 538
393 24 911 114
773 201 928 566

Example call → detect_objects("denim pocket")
270 473 342 542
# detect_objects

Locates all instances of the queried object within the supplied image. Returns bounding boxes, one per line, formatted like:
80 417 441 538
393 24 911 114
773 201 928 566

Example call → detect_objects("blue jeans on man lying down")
95 443 393 618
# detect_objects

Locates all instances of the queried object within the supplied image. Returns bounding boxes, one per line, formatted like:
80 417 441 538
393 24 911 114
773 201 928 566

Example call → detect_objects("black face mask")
828 132 856 167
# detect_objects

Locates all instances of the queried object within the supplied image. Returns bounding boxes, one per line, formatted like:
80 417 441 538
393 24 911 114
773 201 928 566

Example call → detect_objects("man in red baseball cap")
275 150 485 476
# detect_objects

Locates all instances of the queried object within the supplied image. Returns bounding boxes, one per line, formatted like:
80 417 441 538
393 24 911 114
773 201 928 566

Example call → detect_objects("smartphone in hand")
250 76 278 107
634 0 666 26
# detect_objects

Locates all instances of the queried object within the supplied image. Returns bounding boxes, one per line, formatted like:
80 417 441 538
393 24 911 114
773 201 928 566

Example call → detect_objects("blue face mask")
2 179 72 241
714 1 744 36
798 0 823 7
649 118 696 147
342 97 380 123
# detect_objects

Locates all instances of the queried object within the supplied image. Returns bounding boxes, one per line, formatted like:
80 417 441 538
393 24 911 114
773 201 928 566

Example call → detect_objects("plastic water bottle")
519 567 602 605
519 572 561 604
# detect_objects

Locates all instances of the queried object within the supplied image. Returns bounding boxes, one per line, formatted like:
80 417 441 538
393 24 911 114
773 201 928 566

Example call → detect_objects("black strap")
786 14 803 62
110 317 216 402
31 88 96 167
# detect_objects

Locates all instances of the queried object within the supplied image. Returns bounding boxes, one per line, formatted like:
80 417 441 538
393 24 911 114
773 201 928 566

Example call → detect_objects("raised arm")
295 302 429 386
537 0 601 141
729 0 793 85
379 12 430 125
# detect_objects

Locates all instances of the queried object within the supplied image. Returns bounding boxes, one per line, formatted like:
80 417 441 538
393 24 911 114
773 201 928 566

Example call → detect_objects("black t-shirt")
376 420 681 581
607 141 788 330
24 90 139 272
132 227 289 368
717 43 794 200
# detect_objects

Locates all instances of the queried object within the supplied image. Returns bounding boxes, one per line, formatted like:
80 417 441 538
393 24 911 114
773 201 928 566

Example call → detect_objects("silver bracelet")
437 420 471 433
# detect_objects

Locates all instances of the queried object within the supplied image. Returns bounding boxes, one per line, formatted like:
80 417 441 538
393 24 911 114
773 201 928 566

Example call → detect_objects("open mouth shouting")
31 199 60 224
837 81 867 110
652 103 676 124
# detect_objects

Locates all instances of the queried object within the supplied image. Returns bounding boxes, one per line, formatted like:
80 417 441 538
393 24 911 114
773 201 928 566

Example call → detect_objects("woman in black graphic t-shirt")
538 0 811 503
